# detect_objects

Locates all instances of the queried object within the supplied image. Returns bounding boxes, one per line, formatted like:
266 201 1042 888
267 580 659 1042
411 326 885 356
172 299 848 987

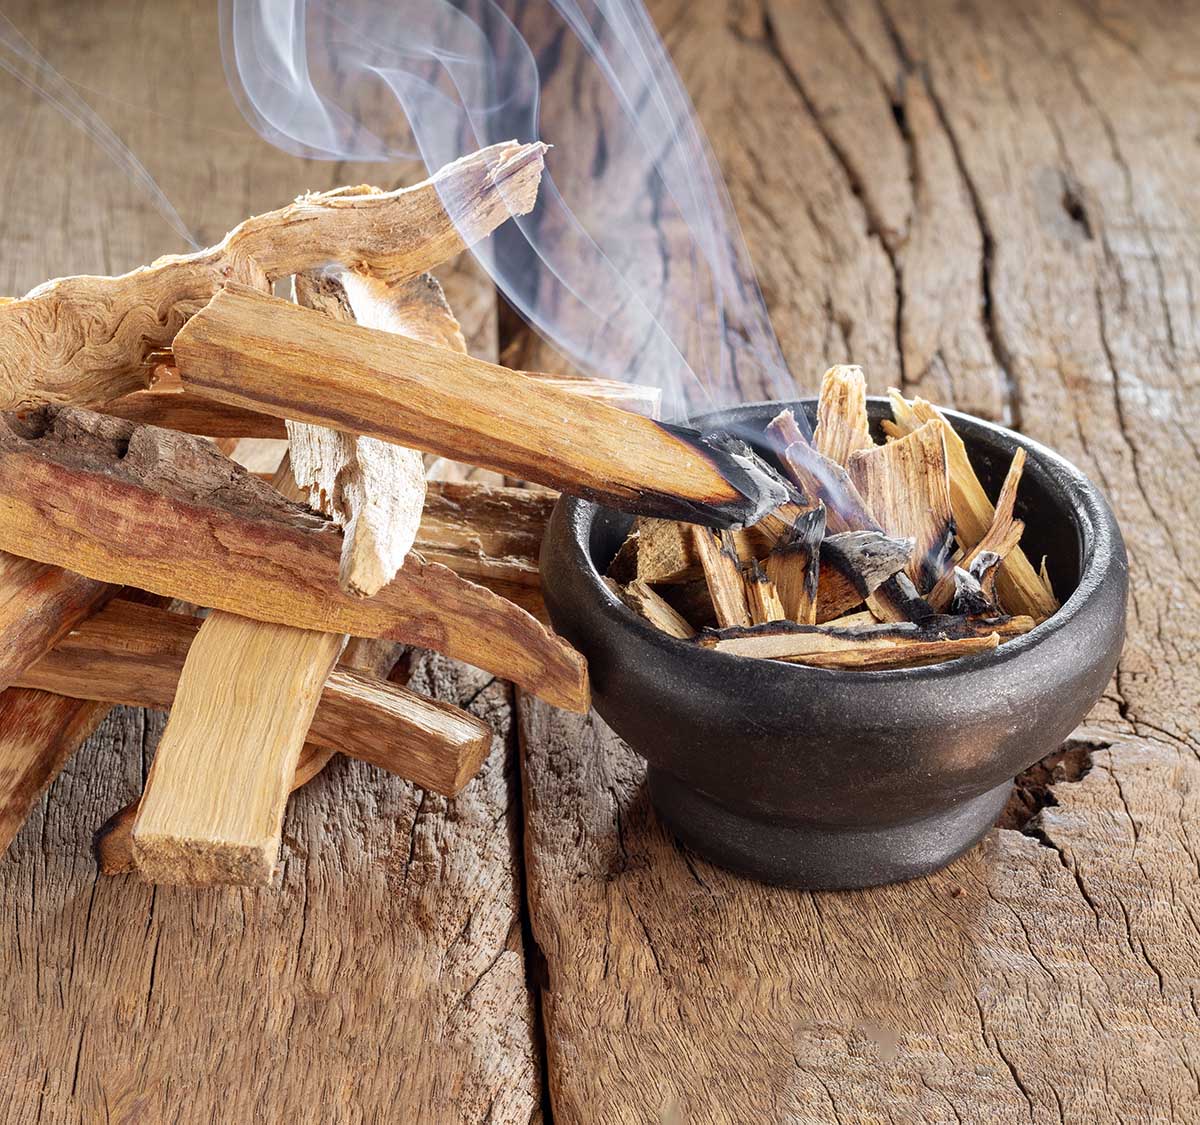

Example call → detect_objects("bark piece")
96 742 334 877
605 578 697 639
744 561 788 624
887 390 1058 618
695 616 1010 668
175 285 789 529
691 526 752 628
0 689 110 853
764 505 826 623
18 599 493 795
816 530 915 623
131 612 346 885
0 141 547 409
0 553 113 691
928 447 1027 612
847 418 955 592
812 365 875 465
0 407 589 712
289 270 430 597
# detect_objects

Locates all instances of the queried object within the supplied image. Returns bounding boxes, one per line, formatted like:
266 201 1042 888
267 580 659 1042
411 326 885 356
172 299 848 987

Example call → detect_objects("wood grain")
0 406 588 711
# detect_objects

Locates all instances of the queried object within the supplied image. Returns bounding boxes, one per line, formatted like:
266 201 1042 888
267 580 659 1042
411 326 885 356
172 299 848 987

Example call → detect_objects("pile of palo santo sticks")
606 366 1061 669
0 141 789 887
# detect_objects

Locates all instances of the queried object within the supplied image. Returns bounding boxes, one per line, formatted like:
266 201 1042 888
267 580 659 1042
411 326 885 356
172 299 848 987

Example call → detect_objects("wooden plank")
0 2 542 1116
514 0 1200 1120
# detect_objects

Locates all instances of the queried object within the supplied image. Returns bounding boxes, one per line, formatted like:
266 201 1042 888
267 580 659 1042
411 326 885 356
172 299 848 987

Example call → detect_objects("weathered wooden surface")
516 0 1200 1121
1 0 1198 1122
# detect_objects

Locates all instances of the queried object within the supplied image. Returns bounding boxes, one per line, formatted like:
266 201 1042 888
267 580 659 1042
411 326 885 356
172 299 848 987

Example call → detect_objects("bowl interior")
585 399 1084 612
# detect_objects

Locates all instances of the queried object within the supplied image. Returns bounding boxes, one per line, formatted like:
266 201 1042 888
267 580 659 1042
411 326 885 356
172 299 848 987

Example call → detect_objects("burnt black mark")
1061 182 1094 240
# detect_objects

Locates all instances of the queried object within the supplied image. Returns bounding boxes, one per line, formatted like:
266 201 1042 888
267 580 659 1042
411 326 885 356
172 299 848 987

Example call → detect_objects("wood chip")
606 578 697 639
744 561 788 625
847 418 955 592
776 436 880 534
815 530 914 623
691 526 752 628
764 505 826 623
812 365 874 465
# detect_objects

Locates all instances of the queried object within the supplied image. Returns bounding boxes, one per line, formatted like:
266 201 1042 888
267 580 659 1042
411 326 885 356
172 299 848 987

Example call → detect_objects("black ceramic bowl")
540 398 1128 889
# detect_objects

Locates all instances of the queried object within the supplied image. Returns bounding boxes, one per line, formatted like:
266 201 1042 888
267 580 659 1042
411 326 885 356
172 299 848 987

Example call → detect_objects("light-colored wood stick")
812 365 874 466
96 742 335 877
848 418 955 592
0 688 110 854
743 561 788 624
131 612 346 885
815 530 914 623
289 270 429 597
0 552 113 691
691 526 752 628
777 435 881 535
605 578 697 639
16 599 492 794
175 285 788 529
695 618 1013 668
0 407 589 712
0 141 547 409
764 505 825 623
608 517 761 586
886 389 1058 618
928 447 1027 612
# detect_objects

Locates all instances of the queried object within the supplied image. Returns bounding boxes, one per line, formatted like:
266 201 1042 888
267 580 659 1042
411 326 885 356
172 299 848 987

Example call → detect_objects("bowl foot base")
647 768 1012 890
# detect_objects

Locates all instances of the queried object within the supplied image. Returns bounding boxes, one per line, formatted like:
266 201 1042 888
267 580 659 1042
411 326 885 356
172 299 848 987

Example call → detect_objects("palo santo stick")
778 439 880 535
1 141 547 409
0 688 110 854
0 553 113 690
764 505 825 624
928 447 1027 612
816 530 914 623
696 617 1004 668
812 365 874 466
18 600 492 794
175 285 788 529
887 390 1058 618
289 270 430 596
104 365 287 438
848 419 955 592
0 408 588 711
605 578 697 639
744 561 787 625
96 741 334 877
131 612 346 885
691 526 752 628
610 517 760 586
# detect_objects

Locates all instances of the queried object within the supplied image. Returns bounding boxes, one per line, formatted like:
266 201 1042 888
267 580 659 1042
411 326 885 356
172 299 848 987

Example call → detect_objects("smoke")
220 0 796 419
0 12 196 250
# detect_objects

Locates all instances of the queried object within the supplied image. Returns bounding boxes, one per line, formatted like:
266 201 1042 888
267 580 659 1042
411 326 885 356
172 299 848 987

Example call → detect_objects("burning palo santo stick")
0 141 547 409
131 613 345 885
0 407 589 712
174 285 788 529
764 506 825 624
885 390 1057 619
289 270 430 597
14 599 491 795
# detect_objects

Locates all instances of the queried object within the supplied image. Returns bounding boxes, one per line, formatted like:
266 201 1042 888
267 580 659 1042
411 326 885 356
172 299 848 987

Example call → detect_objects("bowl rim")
555 396 1121 684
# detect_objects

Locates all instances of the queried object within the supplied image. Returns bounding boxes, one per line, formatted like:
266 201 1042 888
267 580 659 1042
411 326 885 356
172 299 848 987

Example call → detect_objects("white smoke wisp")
221 0 796 420
0 12 196 250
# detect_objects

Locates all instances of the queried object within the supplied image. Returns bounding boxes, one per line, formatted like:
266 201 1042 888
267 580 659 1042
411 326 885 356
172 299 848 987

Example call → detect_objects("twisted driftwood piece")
0 141 546 409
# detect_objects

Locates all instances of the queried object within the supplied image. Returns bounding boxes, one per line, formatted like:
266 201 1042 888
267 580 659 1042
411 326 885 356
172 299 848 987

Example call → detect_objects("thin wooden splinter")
764 505 826 623
605 578 697 639
812 365 874 466
691 526 752 628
